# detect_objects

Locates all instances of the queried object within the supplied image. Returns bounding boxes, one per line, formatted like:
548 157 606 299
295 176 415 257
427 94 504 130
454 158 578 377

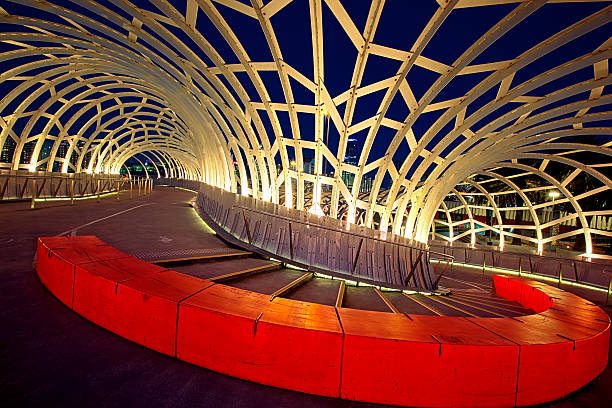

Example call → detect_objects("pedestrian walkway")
1 186 610 408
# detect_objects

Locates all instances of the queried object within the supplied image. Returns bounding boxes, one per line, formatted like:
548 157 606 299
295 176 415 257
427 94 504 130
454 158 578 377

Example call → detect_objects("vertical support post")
0 176 9 200
351 238 364 276
116 180 120 201
19 178 28 199
288 222 294 259
242 208 252 244
482 252 486 274
518 257 522 277
70 179 75 205
138 179 141 196
528 256 533 275
573 261 579 282
30 177 36 209
130 180 133 199
558 264 563 288
97 179 101 202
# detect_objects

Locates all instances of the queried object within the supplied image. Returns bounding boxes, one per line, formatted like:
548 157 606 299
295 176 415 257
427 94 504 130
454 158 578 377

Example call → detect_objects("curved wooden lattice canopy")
0 1 610 254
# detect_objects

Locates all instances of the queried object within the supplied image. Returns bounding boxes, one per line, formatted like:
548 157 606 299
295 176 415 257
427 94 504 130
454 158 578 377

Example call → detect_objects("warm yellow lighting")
308 203 325 216
430 259 609 293
26 164 36 172
549 191 560 200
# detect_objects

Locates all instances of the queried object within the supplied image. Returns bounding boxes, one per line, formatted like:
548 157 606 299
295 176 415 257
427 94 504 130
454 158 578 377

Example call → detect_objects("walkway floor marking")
56 203 154 237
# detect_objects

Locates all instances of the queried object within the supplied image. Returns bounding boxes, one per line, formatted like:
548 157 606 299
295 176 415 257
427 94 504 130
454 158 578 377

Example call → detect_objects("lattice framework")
0 0 610 255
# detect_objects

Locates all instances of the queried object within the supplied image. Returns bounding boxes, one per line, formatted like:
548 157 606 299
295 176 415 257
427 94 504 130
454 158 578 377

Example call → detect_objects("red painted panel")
178 286 342 397
341 329 439 406
36 238 76 308
519 284 551 313
52 245 129 265
154 270 213 295
516 327 610 406
339 310 518 407
541 307 610 332
507 278 524 303
105 273 212 356
37 238 610 408
73 257 211 357
494 275 554 313
38 236 70 250
257 298 342 396
73 260 137 337
67 235 106 247
177 285 271 381
82 256 166 279
568 326 610 395
470 314 597 345
180 283 268 319
493 275 518 302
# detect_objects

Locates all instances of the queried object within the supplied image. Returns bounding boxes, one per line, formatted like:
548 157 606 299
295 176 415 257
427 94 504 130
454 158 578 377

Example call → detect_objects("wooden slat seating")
36 236 610 408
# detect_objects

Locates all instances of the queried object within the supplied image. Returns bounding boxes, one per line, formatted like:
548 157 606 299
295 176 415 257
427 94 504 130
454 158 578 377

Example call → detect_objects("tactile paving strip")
132 247 248 261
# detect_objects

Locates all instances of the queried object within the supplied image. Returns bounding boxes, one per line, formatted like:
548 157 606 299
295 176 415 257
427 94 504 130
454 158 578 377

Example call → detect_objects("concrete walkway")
1 187 609 407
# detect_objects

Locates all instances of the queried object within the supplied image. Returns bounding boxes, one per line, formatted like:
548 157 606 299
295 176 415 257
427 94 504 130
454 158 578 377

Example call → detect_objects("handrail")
235 204 454 261
0 170 141 207
429 239 609 266
429 241 612 295
161 178 445 290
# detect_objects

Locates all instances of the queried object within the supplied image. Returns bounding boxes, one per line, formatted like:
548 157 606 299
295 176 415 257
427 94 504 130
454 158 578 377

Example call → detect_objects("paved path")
0 187 610 407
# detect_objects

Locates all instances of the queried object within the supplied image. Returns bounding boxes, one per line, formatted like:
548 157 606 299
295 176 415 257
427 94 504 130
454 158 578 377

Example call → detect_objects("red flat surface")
38 236 70 250
516 327 610 406
178 286 343 397
541 307 610 332
469 314 599 345
52 245 129 265
339 309 518 407
35 237 611 408
66 235 106 247
153 270 213 297
180 284 268 319
258 298 342 396
78 257 164 280
177 286 269 383
72 255 212 357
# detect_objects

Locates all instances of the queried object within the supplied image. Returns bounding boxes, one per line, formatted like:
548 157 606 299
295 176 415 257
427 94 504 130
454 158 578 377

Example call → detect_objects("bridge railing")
0 169 128 208
158 178 451 291
429 240 612 301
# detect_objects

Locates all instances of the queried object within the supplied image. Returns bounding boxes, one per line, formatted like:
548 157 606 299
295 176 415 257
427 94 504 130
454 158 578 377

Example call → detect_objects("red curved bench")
36 236 610 407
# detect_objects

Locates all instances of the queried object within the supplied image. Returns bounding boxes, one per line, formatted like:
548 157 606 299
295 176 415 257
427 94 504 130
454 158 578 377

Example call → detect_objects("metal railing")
429 240 612 304
0 170 154 208
159 178 452 291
